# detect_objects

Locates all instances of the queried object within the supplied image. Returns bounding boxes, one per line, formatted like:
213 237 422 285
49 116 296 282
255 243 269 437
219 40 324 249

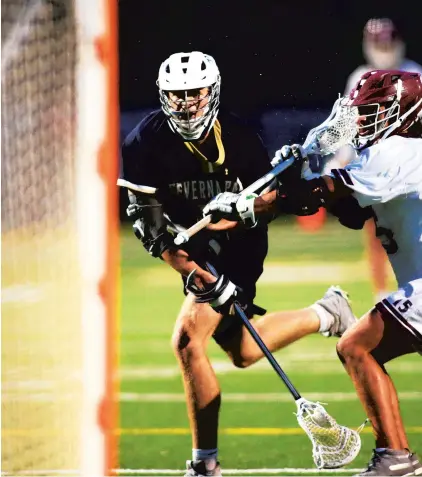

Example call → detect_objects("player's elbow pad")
329 196 373 230
132 220 174 259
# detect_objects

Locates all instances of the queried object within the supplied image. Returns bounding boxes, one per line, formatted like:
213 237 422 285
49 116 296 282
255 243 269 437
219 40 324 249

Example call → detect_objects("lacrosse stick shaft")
174 156 295 245
204 261 302 401
233 302 302 401
174 216 211 245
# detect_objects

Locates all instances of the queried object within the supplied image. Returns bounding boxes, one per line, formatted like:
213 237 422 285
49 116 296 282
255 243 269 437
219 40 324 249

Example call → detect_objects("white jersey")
332 135 422 288
344 59 422 95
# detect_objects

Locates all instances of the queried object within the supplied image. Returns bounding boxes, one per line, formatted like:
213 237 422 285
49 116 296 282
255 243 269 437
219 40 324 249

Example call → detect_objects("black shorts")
373 300 422 364
181 226 268 344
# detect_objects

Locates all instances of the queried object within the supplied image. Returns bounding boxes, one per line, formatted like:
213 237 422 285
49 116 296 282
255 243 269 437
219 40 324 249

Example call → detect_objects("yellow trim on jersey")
184 119 225 173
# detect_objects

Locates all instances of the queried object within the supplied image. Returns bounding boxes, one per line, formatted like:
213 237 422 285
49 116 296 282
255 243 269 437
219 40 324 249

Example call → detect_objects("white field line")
1 261 378 304
4 356 419 399
0 469 365 476
140 260 386 287
119 391 422 403
116 469 363 475
4 390 421 404
118 358 421 380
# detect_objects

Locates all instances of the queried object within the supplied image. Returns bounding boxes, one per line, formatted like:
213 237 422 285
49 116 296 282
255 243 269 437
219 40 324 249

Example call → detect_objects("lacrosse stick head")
295 398 361 469
303 97 358 157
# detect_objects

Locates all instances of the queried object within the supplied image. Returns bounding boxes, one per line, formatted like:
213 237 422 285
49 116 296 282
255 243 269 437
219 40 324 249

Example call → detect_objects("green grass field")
119 218 422 476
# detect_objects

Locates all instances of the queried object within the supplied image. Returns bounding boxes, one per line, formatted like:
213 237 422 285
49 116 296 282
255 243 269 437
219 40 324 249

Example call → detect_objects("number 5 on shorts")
393 299 413 313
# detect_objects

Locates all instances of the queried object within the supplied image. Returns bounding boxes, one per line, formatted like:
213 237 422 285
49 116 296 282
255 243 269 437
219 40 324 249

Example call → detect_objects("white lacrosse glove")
203 191 258 228
271 144 316 180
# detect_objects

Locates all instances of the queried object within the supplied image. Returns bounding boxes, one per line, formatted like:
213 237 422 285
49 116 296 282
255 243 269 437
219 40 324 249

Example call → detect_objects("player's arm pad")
328 195 374 230
127 190 174 259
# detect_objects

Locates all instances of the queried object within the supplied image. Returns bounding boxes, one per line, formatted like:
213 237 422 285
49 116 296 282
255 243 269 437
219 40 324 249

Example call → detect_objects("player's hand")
126 202 142 219
271 144 306 167
185 270 245 315
203 192 258 227
271 144 315 181
203 192 240 222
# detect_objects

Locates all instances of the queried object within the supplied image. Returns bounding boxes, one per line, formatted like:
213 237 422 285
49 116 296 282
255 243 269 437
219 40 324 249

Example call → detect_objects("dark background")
119 0 421 116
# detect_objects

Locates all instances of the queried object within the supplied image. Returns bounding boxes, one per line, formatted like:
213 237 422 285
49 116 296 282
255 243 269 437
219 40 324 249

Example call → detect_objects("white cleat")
411 451 422 476
316 285 358 337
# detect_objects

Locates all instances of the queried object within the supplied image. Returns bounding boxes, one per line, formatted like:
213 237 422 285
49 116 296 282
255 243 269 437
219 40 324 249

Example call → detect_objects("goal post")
1 0 119 475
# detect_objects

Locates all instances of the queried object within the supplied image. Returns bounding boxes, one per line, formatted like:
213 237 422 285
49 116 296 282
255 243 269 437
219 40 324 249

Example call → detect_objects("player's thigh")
377 279 422 343
172 293 223 348
372 280 422 362
338 279 422 359
337 308 385 356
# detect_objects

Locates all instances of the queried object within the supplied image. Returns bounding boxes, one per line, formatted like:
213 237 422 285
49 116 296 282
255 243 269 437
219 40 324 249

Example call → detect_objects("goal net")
1 0 118 475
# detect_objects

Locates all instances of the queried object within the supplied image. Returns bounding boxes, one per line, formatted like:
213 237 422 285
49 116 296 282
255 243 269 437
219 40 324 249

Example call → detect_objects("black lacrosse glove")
185 270 246 316
276 178 325 216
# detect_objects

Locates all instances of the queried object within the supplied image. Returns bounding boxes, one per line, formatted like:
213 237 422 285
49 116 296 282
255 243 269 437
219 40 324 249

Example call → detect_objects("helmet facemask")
159 80 221 141
353 100 400 148
347 70 422 149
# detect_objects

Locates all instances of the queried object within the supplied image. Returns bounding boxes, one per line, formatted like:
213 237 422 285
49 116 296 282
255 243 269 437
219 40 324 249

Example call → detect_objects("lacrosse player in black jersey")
118 51 356 477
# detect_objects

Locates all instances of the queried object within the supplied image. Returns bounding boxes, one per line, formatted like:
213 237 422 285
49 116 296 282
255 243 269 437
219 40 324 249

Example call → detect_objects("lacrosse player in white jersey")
343 18 422 305
202 69 422 476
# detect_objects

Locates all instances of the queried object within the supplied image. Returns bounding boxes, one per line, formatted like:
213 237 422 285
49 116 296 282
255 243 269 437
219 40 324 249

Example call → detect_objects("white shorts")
376 278 422 342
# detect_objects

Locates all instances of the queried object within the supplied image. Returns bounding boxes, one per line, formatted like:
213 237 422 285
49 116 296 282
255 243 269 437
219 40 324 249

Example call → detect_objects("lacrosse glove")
185 270 245 316
203 191 258 228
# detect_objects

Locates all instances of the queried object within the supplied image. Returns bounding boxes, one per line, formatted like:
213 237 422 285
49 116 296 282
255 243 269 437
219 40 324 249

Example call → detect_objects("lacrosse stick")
202 261 362 469
174 155 295 245
174 96 358 246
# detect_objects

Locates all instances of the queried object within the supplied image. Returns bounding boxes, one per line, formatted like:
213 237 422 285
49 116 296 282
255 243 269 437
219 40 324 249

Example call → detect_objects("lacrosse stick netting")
303 96 358 156
296 398 361 469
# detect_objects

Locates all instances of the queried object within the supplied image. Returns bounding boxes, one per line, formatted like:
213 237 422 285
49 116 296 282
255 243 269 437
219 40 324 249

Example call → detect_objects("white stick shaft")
173 215 212 245
173 156 296 245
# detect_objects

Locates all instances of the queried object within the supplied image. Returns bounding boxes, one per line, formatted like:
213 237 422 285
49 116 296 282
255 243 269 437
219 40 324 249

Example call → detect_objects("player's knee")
231 354 252 369
226 348 258 369
336 336 365 363
171 325 203 362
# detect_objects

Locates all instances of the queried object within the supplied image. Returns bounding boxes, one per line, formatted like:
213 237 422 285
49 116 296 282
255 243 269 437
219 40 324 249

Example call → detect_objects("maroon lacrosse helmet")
347 70 422 148
363 18 400 44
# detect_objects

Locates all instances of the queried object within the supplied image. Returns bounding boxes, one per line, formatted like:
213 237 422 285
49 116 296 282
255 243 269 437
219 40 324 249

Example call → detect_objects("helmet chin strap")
381 97 422 141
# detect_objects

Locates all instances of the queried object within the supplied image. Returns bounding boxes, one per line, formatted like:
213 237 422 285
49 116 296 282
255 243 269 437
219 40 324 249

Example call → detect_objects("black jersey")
119 109 271 228
119 109 270 301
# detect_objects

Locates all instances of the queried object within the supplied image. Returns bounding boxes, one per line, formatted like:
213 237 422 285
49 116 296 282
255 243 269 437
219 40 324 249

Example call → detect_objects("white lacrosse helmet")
157 51 221 141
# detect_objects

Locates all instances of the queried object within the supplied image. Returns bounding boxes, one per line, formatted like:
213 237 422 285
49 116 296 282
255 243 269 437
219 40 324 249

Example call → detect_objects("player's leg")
336 299 422 476
337 308 406 448
384 375 409 449
220 286 356 368
218 306 319 367
365 219 390 302
171 294 224 475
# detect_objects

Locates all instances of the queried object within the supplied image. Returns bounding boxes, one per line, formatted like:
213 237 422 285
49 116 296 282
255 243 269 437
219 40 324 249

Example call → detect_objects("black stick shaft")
233 302 302 401
204 261 301 401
